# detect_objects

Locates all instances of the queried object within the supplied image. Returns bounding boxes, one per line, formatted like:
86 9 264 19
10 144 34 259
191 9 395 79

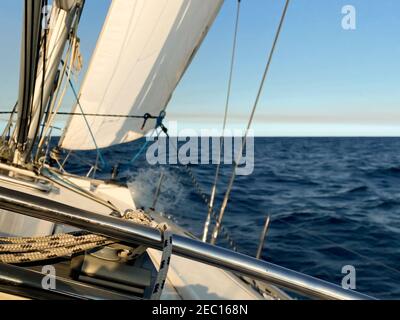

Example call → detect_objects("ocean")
63 137 400 299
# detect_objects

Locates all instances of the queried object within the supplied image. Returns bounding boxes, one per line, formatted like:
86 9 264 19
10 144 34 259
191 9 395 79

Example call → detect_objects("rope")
0 208 174 299
210 0 291 245
0 112 160 120
202 0 242 243
0 210 165 264
129 139 152 165
150 223 172 300
0 112 18 115
129 111 166 165
0 209 173 299
64 70 107 168
0 232 114 264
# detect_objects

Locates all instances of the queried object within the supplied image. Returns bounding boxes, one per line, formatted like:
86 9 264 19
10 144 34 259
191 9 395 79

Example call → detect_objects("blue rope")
156 111 166 129
129 139 151 165
62 61 170 174
66 72 107 168
129 111 166 165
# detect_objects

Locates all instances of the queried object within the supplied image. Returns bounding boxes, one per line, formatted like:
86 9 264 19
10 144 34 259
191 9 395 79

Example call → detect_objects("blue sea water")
64 137 400 299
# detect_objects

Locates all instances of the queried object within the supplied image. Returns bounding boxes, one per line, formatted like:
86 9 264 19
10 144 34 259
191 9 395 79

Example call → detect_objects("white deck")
0 164 281 300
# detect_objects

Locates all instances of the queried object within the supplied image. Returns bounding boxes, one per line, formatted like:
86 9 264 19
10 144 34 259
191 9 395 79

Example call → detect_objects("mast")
12 0 44 163
25 0 83 161
0 0 85 241
11 0 83 165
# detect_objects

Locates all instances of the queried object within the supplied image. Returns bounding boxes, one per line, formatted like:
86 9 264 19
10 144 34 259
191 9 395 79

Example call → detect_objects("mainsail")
60 0 223 150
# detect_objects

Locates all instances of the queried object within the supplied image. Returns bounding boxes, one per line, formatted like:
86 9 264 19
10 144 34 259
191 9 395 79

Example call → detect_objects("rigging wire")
154 127 239 252
35 40 74 161
210 0 291 245
0 111 159 119
0 102 17 141
34 6 79 161
54 112 159 119
202 0 242 242
35 5 86 164
65 72 107 168
129 111 166 164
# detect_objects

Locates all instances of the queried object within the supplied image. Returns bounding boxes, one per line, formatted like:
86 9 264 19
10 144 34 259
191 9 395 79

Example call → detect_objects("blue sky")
0 0 399 136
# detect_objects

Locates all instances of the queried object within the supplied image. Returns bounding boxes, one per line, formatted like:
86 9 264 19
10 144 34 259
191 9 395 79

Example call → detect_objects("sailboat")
0 0 374 300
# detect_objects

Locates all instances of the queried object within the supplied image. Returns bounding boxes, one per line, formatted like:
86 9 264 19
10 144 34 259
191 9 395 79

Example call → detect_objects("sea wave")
63 137 400 299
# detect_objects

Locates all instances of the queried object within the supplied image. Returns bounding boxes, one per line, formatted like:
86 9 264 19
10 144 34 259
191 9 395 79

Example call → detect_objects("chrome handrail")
0 174 52 193
0 185 376 300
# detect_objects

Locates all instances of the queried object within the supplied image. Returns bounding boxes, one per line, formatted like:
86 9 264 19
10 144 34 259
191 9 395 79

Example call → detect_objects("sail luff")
60 0 224 151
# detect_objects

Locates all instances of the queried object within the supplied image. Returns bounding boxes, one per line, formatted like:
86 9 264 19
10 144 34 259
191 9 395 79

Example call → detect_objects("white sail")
60 0 223 150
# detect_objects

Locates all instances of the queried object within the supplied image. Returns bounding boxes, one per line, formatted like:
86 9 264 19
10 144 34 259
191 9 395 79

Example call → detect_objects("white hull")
0 163 287 300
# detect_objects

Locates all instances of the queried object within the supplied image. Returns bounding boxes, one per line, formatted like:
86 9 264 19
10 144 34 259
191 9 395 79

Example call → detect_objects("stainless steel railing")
0 185 376 300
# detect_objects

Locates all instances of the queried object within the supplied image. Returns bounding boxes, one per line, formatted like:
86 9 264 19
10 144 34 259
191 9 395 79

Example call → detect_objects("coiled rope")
0 210 169 264
0 209 173 299
0 231 113 264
